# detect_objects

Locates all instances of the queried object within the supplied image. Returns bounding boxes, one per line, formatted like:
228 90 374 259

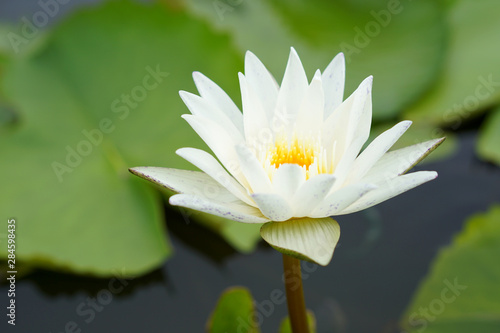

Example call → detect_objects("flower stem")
282 254 309 333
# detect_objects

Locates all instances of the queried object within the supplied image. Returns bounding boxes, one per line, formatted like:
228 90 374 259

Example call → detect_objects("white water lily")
130 48 443 266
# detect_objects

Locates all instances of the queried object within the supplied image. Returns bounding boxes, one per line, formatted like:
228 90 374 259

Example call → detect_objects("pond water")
2 132 499 333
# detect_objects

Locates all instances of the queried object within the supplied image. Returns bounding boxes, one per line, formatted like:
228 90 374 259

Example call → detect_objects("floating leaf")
401 205 500 332
279 310 316 333
186 0 445 121
404 0 500 126
477 106 500 166
207 287 260 333
0 1 257 276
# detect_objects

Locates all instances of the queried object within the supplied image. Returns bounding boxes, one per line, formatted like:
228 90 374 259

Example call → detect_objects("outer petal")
339 171 438 215
235 144 273 193
245 51 279 121
345 120 412 185
290 174 336 217
322 52 345 119
170 194 269 223
129 166 229 197
179 91 244 142
361 137 445 184
252 193 294 221
311 183 377 217
176 147 255 206
192 71 244 134
274 47 309 137
322 76 373 169
182 114 245 185
260 217 341 266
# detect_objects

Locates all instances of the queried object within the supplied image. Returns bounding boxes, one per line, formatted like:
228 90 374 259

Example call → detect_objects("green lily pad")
404 0 500 126
207 287 260 333
477 106 500 166
279 310 316 333
401 205 500 332
0 1 260 276
185 0 445 121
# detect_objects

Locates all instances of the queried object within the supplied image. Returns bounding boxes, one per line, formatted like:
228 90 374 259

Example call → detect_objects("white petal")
182 115 245 185
239 73 272 145
176 147 255 206
192 71 244 133
170 193 269 223
272 164 306 202
361 138 445 184
129 167 233 201
322 53 345 119
252 193 294 221
179 91 244 142
322 76 373 166
260 217 341 266
235 144 273 194
245 50 279 120
311 183 377 217
274 47 309 137
345 120 412 184
295 70 324 135
339 171 438 215
291 174 336 217
331 135 367 189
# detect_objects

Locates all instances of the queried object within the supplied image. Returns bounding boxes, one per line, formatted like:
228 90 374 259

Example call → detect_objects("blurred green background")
0 0 499 332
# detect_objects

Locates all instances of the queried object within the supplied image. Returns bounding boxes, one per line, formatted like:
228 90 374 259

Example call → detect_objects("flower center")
269 135 316 170
259 133 333 180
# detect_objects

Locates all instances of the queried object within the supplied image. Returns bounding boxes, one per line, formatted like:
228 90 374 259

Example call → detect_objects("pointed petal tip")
245 50 256 61
129 166 147 176
312 69 322 81
178 90 190 100
289 47 302 61
403 120 413 127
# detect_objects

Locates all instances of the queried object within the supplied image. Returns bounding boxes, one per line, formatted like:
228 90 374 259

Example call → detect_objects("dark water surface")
2 132 500 333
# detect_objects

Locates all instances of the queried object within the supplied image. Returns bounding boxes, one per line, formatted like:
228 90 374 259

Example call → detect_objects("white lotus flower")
130 48 443 266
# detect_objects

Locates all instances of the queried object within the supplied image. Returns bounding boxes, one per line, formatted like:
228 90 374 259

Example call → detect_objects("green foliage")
279 310 316 333
207 287 260 333
187 0 446 121
404 0 500 126
477 106 500 165
1 0 500 277
401 205 500 332
0 0 258 276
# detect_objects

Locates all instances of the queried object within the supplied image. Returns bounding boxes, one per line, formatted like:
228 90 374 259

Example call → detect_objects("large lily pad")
185 0 445 121
207 287 260 333
0 1 261 276
477 106 500 166
404 0 500 126
279 311 316 333
401 205 500 332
